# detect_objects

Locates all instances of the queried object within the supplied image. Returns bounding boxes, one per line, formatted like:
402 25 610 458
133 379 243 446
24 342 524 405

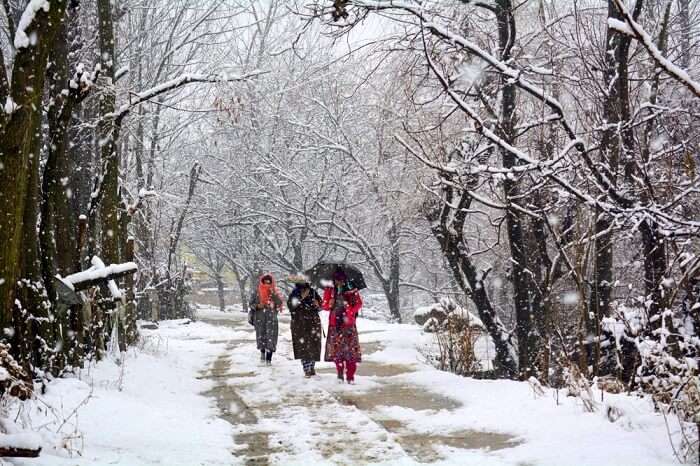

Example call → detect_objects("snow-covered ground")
5 305 681 465
6 320 241 466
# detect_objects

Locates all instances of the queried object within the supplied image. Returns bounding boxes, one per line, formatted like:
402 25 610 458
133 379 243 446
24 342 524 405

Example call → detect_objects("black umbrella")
304 262 367 290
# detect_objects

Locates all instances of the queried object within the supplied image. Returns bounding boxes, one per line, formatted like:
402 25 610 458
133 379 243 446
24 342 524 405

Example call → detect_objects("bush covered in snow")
601 301 700 462
417 298 494 376
0 343 32 401
413 298 484 332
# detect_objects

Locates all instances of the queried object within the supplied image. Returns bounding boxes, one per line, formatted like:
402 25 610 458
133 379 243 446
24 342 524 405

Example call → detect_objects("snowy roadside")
1 307 682 466
5 320 241 466
361 320 680 466
196 306 680 466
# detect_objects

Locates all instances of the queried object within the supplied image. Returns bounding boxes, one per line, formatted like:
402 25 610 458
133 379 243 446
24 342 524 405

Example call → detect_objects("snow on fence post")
62 257 137 292
59 256 138 360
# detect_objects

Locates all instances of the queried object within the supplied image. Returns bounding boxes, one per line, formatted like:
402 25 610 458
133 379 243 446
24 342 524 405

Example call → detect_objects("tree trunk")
124 238 138 346
233 268 248 309
42 2 82 305
48 14 79 274
679 0 691 69
387 222 402 322
425 181 517 378
97 0 121 266
216 275 226 313
13 121 46 374
589 0 640 375
496 0 535 379
640 220 668 328
0 1 69 332
528 211 550 379
431 220 517 378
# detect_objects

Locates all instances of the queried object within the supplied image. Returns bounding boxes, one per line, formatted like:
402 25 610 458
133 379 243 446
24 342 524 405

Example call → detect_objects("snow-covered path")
197 308 678 466
198 310 492 465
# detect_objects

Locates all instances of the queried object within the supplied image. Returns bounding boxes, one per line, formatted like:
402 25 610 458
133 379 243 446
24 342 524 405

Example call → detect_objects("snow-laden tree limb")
337 0 581 144
112 70 268 125
13 0 50 49
609 0 700 98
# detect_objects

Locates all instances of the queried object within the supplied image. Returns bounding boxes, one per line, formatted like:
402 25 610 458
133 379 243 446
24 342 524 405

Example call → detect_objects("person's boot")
260 350 265 362
266 351 273 366
346 362 356 384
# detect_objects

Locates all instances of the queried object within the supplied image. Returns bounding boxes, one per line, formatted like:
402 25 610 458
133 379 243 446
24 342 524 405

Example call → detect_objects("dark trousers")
302 360 315 374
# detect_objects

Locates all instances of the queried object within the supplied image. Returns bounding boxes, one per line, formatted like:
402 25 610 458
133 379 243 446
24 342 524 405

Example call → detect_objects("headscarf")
258 273 281 308
332 268 347 283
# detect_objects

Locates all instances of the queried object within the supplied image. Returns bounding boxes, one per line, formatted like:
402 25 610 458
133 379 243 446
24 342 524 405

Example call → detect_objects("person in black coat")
287 278 323 377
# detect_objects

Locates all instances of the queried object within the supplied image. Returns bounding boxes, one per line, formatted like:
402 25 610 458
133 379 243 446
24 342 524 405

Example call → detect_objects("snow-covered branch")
113 70 268 125
609 0 700 98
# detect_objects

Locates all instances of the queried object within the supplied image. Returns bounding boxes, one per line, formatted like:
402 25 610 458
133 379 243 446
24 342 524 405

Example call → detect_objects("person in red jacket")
322 269 363 384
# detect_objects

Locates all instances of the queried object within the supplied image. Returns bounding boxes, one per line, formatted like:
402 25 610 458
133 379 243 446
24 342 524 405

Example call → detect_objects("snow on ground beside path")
197 306 679 466
8 319 240 466
3 305 680 466
356 316 679 466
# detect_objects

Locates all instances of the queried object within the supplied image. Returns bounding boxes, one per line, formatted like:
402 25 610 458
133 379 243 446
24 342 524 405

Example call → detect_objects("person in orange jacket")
322 269 363 384
249 273 283 365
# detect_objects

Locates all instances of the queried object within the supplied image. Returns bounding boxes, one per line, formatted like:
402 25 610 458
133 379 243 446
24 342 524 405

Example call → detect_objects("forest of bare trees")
0 0 699 461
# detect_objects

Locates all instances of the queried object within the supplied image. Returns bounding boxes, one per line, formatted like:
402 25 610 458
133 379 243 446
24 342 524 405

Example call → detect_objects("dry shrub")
432 314 483 376
597 376 625 394
566 363 598 413
0 343 32 401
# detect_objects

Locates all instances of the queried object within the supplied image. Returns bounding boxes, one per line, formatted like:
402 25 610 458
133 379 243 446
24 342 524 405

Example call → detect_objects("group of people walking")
248 269 363 383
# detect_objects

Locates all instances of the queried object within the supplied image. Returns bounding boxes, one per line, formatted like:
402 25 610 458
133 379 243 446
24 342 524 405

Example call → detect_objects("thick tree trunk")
589 0 640 375
640 220 668 327
13 123 47 374
292 236 305 273
496 0 535 379
425 180 517 378
97 0 121 266
232 268 248 309
42 4 82 302
0 1 69 333
17 48 88 373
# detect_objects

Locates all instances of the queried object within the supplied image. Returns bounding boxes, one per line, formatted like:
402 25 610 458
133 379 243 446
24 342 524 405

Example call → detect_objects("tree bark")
13 117 47 373
496 0 536 379
425 180 518 378
42 2 83 295
97 0 121 266
124 238 138 347
386 222 402 322
0 0 69 331
216 275 226 313
679 0 691 69
589 0 641 375
232 267 248 309
640 220 668 327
